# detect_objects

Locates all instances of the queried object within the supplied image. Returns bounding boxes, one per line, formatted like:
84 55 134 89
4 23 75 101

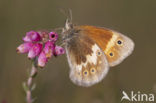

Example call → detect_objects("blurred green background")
0 0 156 103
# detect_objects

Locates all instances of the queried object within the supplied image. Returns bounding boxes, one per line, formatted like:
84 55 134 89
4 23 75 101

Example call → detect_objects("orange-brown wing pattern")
77 25 134 67
65 33 109 87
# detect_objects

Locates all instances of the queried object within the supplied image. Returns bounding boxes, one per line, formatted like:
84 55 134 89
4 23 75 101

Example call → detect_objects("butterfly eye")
96 50 102 56
109 52 114 57
83 70 88 76
117 39 123 46
90 68 96 74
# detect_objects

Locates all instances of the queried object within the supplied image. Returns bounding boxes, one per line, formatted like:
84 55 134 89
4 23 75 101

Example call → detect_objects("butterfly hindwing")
65 33 109 87
78 26 134 67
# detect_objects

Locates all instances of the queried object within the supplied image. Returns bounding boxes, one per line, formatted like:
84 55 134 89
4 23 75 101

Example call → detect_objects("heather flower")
17 43 33 53
43 41 55 59
38 51 48 67
28 43 42 59
49 32 58 42
54 46 65 56
17 29 65 103
23 31 41 42
17 30 65 68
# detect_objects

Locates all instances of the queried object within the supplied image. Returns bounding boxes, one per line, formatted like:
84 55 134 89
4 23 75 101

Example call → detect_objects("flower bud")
54 46 65 56
43 41 55 59
28 43 42 59
38 51 48 67
23 31 41 42
16 43 33 53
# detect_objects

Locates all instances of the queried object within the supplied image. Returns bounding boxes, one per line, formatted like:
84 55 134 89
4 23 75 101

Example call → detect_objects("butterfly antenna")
59 8 67 18
69 9 73 22
59 9 69 19
59 8 73 23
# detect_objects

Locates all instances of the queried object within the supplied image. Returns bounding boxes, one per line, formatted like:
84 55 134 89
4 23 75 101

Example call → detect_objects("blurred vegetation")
0 0 156 103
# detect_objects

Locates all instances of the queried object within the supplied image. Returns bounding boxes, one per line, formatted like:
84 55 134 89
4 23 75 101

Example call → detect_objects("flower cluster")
17 31 65 67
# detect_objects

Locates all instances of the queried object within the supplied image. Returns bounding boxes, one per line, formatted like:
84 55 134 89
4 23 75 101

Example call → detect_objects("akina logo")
121 91 155 102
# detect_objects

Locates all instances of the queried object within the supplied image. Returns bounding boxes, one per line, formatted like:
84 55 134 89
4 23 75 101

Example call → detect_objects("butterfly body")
62 19 134 87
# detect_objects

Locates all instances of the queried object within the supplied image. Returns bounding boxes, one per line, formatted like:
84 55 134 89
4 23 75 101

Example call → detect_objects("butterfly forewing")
65 32 109 87
78 26 134 67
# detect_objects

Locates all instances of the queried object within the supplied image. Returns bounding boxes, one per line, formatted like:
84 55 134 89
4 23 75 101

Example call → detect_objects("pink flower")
28 43 42 59
23 31 41 42
43 41 55 59
38 51 48 67
49 32 58 42
16 43 33 53
54 46 65 56
17 30 65 68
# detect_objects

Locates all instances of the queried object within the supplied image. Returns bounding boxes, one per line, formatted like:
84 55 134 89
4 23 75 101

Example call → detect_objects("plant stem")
26 62 38 103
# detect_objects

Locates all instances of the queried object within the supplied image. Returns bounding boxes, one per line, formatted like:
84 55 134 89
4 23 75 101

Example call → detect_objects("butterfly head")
62 17 81 44
61 19 73 43
61 9 80 43
65 18 73 31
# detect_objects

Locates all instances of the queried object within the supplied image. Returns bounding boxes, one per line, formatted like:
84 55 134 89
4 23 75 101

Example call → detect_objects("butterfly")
61 15 134 87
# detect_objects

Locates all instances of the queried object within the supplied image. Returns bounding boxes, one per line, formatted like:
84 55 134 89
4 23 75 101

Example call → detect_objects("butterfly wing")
78 26 134 67
65 33 109 87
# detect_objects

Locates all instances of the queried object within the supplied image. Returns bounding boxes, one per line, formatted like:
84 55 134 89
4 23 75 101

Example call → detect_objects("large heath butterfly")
61 14 134 87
